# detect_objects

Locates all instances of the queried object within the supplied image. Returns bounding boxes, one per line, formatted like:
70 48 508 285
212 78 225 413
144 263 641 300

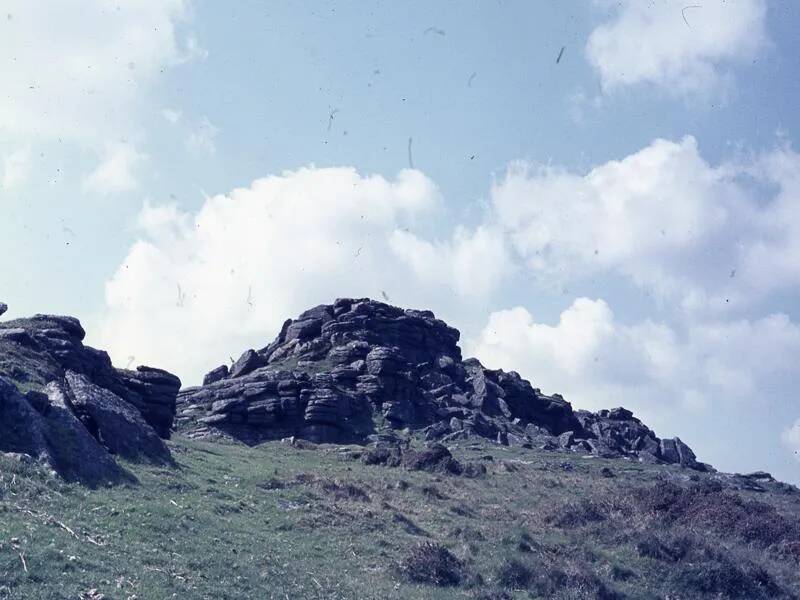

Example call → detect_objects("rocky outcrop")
116 367 181 438
0 378 128 485
178 298 709 471
61 371 171 464
0 309 179 483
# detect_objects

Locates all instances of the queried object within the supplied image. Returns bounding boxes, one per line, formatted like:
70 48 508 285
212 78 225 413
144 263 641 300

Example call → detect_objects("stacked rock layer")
178 298 708 471
0 311 181 484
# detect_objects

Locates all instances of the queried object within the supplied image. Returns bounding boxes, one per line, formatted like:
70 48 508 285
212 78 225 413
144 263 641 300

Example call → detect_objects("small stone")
203 364 229 385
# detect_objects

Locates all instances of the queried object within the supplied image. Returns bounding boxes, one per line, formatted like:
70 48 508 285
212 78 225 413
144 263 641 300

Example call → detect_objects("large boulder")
116 366 181 438
0 378 53 465
0 313 180 438
0 312 181 483
42 380 130 483
0 377 128 485
64 371 171 464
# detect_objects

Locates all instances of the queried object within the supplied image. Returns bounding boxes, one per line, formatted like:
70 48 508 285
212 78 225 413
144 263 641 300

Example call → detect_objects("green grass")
1 438 799 599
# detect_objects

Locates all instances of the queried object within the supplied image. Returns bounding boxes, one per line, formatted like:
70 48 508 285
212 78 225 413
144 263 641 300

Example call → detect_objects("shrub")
320 479 370 502
421 485 446 500
496 558 534 589
547 499 607 528
402 444 463 475
462 462 487 478
609 564 636 581
636 533 691 563
257 477 285 491
526 561 623 600
671 548 784 599
632 481 800 549
769 540 800 562
400 541 465 587
362 446 401 466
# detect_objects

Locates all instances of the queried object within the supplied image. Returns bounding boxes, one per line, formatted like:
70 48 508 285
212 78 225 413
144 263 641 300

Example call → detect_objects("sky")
1 0 799 482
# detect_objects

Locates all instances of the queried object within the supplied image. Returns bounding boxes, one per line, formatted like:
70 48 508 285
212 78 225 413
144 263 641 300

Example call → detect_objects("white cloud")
586 0 766 96
2 147 32 190
185 117 218 155
469 299 800 462
161 109 183 124
390 225 513 298
83 144 146 194
0 0 200 145
469 299 683 406
492 136 800 312
783 420 800 461
480 135 800 478
97 166 504 382
94 146 800 480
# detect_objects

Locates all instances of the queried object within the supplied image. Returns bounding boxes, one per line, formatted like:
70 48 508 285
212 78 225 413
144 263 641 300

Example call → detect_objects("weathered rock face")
178 298 709 471
0 310 179 483
178 298 576 445
0 378 128 485
116 367 181 438
62 371 171 464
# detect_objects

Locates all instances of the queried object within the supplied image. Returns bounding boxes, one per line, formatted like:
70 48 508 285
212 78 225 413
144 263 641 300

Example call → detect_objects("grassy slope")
0 438 799 600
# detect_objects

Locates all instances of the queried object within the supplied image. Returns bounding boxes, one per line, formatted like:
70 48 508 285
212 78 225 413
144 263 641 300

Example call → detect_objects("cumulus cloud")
472 299 800 407
98 166 502 382
161 109 183 124
95 142 800 479
476 134 800 478
2 147 32 190
468 299 800 471
470 300 667 390
492 136 800 312
586 0 766 96
83 144 146 194
0 0 199 146
389 226 513 298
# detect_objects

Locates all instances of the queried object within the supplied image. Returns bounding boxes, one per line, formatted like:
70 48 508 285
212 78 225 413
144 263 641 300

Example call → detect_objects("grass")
0 436 799 599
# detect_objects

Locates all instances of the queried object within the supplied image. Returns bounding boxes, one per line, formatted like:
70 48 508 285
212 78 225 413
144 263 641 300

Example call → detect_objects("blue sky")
2 0 799 482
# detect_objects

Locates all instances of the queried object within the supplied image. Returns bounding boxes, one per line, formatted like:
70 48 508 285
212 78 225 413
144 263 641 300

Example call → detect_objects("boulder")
0 313 180 440
42 380 130 483
0 377 127 485
659 438 680 464
673 437 699 468
203 364 229 385
401 444 463 475
0 377 53 464
605 407 634 421
64 371 171 465
115 366 181 438
0 328 33 343
0 302 7 317
229 349 264 379
0 310 181 484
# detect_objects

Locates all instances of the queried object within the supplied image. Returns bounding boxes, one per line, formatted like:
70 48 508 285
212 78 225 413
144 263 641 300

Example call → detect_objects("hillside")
2 436 799 599
0 299 799 599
